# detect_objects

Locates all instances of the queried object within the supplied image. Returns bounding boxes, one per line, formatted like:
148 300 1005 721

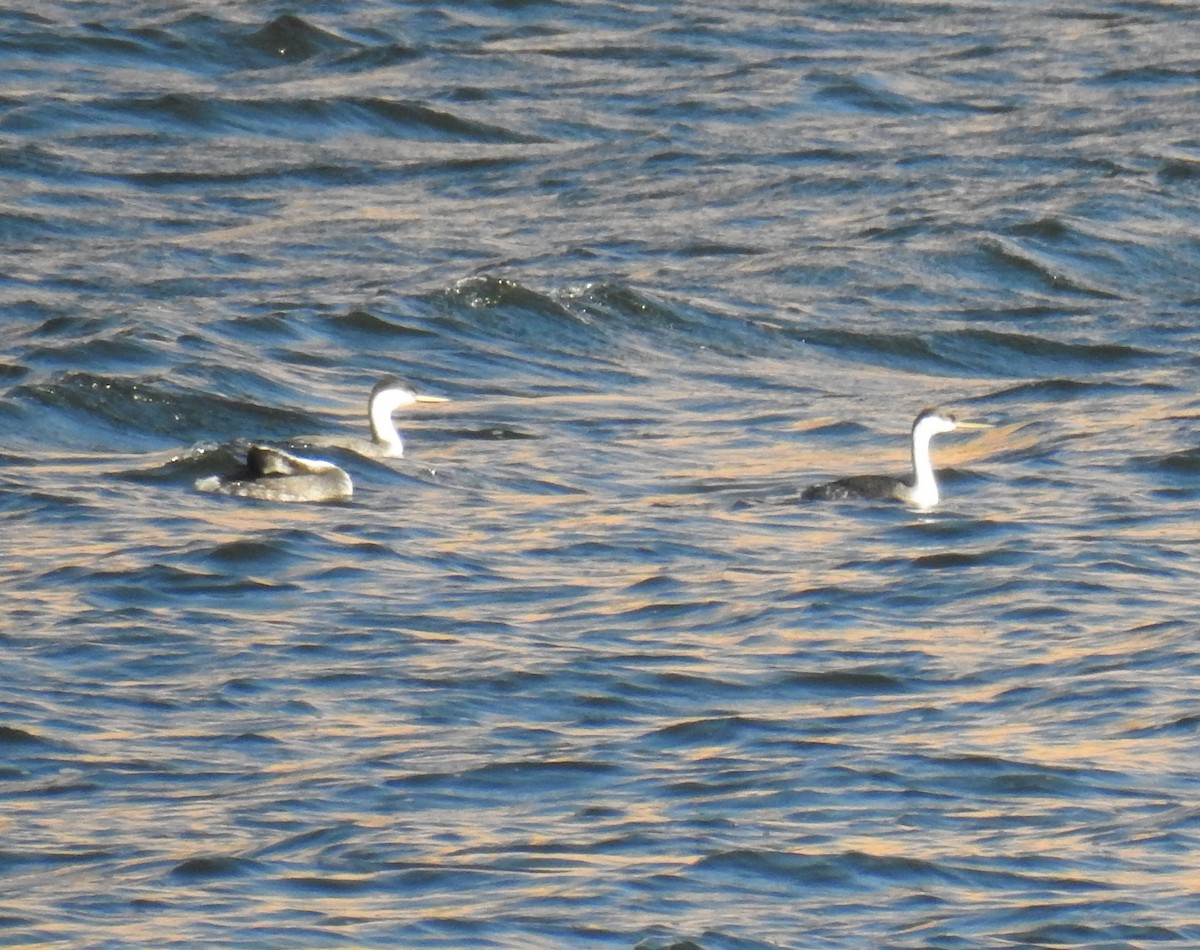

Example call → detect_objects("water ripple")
4 1 1200 947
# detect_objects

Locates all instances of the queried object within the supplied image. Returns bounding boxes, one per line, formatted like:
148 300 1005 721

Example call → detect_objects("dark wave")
10 373 314 449
243 14 362 65
792 325 1156 378
75 93 546 145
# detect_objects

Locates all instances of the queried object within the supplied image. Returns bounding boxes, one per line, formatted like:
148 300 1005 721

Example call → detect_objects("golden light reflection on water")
4 0 1200 940
7 375 1200 945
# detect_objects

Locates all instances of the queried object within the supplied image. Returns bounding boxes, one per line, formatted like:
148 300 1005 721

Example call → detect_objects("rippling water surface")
4 2 1200 947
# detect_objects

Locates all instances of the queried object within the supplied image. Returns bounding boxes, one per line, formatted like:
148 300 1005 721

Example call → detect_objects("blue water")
3 3 1200 947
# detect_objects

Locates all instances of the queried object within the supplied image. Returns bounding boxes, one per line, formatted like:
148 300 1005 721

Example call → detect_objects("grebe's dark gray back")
195 445 353 503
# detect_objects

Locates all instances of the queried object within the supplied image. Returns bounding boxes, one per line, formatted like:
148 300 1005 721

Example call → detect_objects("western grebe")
801 407 989 509
194 377 448 501
195 445 353 503
362 376 450 458
298 376 451 458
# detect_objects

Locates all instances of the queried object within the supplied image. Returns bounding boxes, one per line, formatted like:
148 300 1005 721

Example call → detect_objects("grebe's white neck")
800 406 989 508
908 428 941 509
369 382 416 456
906 408 959 509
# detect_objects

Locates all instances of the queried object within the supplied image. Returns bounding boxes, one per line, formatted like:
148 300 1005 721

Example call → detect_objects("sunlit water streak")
3 2 1200 948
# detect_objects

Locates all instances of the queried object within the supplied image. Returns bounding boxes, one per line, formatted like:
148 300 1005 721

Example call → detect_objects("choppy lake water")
3 2 1200 947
